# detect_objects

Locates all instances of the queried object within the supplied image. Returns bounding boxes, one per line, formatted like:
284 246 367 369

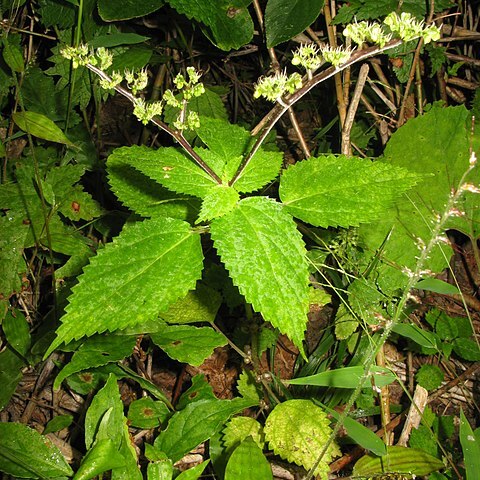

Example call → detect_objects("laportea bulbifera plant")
33 11 475 478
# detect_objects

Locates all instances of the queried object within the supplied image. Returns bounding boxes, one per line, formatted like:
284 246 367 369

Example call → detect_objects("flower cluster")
60 44 90 69
125 68 149 95
254 70 302 103
320 45 354 67
133 98 163 125
343 21 392 47
292 43 323 72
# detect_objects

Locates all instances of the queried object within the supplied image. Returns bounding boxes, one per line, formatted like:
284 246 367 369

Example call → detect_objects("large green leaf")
225 438 272 480
121 145 219 198
98 0 164 21
167 0 254 50
279 155 422 228
12 111 73 145
154 397 254 463
107 146 200 222
460 409 480 479
265 0 325 47
53 335 137 390
150 323 227 366
45 217 204 356
359 105 470 293
264 400 340 479
210 197 309 352
0 422 73 478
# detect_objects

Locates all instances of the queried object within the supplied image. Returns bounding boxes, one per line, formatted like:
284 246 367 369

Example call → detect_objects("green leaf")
98 0 164 20
265 0 325 47
287 365 396 388
75 438 126 480
197 185 239 222
225 438 272 480
0 347 25 410
128 397 170 429
150 323 227 366
0 422 73 478
12 111 73 146
353 446 445 477
460 409 480 480
392 323 438 352
264 400 340 479
176 460 209 480
154 397 254 463
210 197 309 353
2 37 24 72
90 33 150 48
45 217 203 356
416 364 444 391
160 282 222 324
107 146 200 222
415 278 460 295
130 145 219 198
84 374 124 449
112 419 143 480
176 374 216 410
53 335 137 390
236 370 262 403
359 105 470 293
223 417 265 450
2 309 30 357
453 337 480 361
43 414 74 434
279 155 422 228
167 0 254 50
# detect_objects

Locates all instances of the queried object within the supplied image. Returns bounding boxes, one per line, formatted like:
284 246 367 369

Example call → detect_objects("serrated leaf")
279 155 422 228
0 348 25 410
236 370 262 402
107 146 200 222
128 397 170 429
98 0 164 20
453 337 480 361
265 0 325 47
359 105 470 293
13 111 74 146
167 0 254 50
45 217 203 356
154 397 254 463
150 323 226 366
225 438 272 480
210 197 309 353
128 145 219 198
353 446 445 477
85 374 124 449
264 400 340 479
0 422 73 478
53 335 137 390
197 185 239 222
223 417 265 450
416 364 444 391
287 366 396 388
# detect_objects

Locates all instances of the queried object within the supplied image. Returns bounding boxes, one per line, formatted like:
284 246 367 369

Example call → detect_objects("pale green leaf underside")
264 400 340 479
279 155 422 228
150 323 226 366
197 185 239 223
359 105 470 293
107 147 200 222
210 197 309 352
46 217 203 355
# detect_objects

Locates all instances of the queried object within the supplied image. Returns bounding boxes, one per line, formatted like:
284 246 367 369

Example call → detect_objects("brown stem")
85 63 223 184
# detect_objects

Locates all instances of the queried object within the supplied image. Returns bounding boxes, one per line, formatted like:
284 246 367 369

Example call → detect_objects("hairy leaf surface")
210 197 309 352
198 185 239 222
264 400 340 479
45 217 203 355
359 105 470 293
107 147 200 221
279 155 422 228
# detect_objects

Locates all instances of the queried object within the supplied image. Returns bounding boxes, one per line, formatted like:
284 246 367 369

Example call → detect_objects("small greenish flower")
183 82 205 100
124 68 149 95
320 45 353 67
60 44 90 68
173 72 186 89
186 66 201 84
99 71 122 90
163 89 182 108
133 98 163 125
368 23 392 47
383 12 440 43
186 110 200 129
343 21 370 45
422 24 441 44
96 47 113 70
292 43 323 71
254 70 302 103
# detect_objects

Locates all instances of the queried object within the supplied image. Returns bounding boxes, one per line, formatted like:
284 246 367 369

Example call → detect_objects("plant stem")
230 39 403 186
84 63 223 185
